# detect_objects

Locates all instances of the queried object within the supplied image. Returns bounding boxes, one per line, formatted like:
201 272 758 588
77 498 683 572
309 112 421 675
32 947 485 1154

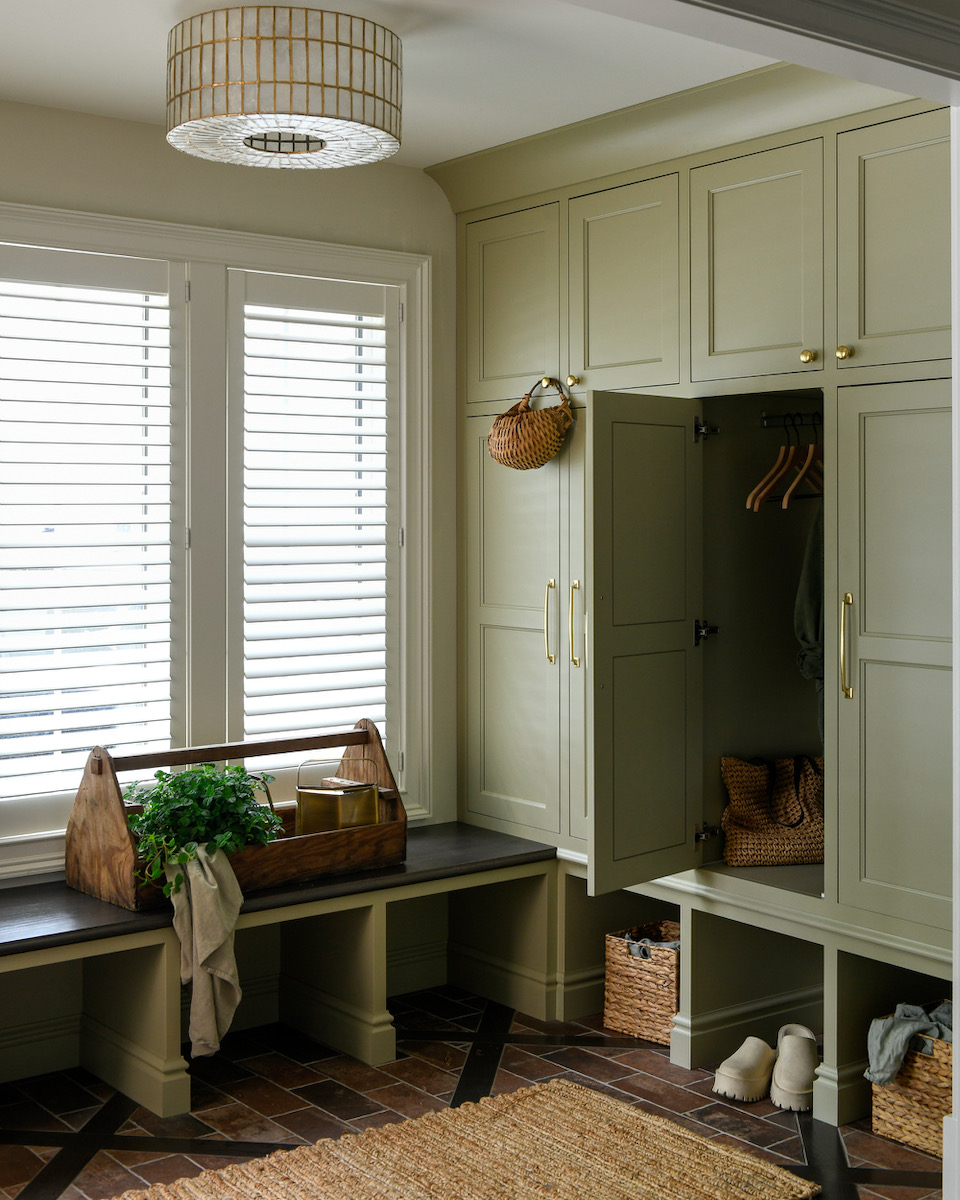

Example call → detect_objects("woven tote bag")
720 755 824 866
487 377 574 470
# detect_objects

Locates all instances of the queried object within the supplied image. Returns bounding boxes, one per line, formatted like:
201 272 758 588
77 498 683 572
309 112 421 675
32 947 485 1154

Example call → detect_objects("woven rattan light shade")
166 7 402 168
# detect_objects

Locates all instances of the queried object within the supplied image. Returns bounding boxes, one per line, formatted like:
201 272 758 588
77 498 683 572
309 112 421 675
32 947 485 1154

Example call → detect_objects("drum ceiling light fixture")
166 7 402 168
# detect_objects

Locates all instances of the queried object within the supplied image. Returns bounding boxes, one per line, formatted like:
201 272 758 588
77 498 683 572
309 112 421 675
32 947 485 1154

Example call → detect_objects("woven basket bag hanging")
487 377 574 470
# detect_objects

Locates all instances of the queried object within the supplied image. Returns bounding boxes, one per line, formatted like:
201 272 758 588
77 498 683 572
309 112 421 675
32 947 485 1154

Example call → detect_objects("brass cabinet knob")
836 345 854 360
799 349 817 364
566 375 580 388
541 377 553 388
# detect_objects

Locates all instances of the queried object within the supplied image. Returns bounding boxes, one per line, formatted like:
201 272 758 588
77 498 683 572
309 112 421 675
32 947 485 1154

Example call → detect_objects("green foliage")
126 763 282 896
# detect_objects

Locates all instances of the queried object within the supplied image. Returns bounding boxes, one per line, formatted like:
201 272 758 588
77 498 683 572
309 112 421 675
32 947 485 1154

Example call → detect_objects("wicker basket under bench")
872 1029 951 1158
603 920 680 1045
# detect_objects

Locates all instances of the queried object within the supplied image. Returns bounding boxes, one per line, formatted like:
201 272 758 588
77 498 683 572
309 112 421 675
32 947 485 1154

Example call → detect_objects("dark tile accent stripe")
14 1092 139 1200
0 993 944 1200
449 1001 514 1108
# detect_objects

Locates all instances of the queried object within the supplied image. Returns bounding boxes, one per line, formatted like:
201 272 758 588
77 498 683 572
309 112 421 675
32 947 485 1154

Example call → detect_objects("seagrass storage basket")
871 1030 950 1158
603 920 680 1044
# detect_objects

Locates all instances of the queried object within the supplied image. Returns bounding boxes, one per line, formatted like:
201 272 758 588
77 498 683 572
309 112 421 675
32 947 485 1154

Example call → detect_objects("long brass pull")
544 579 556 664
569 580 581 667
840 591 854 699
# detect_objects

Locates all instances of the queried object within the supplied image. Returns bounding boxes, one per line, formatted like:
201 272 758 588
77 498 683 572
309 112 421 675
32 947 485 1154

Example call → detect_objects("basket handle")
522 376 571 412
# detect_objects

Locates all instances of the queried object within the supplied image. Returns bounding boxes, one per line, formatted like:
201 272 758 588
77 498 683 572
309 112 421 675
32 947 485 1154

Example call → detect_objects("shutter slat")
0 272 172 797
243 299 388 749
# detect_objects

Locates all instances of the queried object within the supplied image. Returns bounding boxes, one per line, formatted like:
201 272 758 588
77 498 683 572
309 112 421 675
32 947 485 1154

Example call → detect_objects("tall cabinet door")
465 205 560 405
587 392 704 894
568 175 680 391
836 110 950 369
836 379 952 929
690 140 823 382
464 414 566 837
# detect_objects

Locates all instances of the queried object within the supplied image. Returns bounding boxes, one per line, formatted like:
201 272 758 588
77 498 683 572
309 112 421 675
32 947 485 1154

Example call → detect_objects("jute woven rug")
113 1079 820 1200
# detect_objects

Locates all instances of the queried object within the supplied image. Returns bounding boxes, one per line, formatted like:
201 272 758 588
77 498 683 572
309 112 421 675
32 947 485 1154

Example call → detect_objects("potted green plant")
125 763 283 896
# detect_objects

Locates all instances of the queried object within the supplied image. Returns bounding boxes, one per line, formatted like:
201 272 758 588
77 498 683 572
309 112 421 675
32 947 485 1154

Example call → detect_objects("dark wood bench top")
0 824 557 959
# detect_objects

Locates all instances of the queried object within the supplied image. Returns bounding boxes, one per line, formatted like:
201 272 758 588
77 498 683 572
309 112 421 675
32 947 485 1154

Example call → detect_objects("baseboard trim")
813 1058 872 1125
552 965 604 1022
447 941 556 1021
80 1014 190 1118
675 984 824 1070
386 939 448 998
279 975 396 1066
0 1014 80 1083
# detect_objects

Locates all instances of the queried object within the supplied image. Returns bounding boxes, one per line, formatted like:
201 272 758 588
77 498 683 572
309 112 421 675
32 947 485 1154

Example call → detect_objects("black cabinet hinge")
695 824 722 844
694 619 720 646
694 417 720 442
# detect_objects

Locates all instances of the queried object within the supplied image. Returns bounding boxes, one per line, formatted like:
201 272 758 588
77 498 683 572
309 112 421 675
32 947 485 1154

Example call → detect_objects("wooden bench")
0 824 557 1116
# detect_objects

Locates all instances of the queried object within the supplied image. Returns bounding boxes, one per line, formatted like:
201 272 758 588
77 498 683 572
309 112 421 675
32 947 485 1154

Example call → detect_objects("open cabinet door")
587 392 704 894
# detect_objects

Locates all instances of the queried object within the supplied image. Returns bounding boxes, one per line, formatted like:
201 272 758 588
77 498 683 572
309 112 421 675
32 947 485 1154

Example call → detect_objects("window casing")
0 213 430 877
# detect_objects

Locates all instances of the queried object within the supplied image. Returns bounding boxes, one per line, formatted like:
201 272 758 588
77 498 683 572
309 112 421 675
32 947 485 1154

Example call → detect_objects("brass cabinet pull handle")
544 578 556 664
569 580 581 667
840 591 854 698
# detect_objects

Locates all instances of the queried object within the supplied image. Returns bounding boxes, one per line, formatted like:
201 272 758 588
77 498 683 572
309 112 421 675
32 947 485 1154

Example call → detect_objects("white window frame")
0 201 433 880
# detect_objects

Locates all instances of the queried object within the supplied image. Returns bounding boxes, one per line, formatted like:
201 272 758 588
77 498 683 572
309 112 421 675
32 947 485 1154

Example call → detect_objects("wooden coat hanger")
749 414 802 511
781 442 823 509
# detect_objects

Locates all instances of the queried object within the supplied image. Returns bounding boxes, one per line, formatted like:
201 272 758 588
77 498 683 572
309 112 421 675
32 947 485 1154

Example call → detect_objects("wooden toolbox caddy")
65 718 406 912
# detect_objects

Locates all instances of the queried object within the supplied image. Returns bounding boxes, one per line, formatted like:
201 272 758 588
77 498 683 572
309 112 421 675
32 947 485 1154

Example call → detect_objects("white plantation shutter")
237 274 394 754
0 252 173 798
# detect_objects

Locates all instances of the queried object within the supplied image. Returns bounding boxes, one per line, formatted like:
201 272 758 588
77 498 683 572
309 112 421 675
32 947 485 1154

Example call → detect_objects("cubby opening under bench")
0 824 557 1118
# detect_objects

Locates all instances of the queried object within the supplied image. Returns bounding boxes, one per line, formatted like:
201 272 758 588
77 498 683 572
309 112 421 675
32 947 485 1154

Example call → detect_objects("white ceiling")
0 0 775 167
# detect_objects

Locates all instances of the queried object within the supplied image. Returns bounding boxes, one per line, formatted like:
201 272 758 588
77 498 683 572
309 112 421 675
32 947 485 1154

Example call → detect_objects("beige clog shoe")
770 1023 819 1111
712 1036 776 1102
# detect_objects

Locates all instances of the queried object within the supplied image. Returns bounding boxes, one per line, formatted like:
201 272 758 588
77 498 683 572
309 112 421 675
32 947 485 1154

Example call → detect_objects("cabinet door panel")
690 141 823 381
859 661 952 903
470 625 562 833
465 205 560 404
837 380 952 929
837 111 950 368
612 649 689 857
569 175 679 391
860 407 951 640
464 416 564 838
587 392 703 894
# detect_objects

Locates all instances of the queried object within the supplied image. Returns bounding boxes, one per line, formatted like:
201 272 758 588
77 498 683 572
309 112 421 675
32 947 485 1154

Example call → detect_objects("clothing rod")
760 410 822 430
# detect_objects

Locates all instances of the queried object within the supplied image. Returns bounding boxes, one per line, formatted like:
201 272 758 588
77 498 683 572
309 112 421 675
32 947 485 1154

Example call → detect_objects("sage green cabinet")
463 413 580 840
465 204 560 404
836 378 952 930
568 175 680 391
836 110 951 369
690 140 824 382
463 397 706 893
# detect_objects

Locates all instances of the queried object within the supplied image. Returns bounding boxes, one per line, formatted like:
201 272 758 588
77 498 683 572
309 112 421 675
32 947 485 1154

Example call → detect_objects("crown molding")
678 0 960 79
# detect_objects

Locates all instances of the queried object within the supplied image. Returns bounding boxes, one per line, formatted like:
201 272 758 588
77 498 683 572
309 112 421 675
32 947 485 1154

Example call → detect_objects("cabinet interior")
698 390 824 897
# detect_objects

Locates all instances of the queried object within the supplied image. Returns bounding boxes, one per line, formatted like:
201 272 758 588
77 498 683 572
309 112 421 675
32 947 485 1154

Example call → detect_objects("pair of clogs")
712 1023 819 1111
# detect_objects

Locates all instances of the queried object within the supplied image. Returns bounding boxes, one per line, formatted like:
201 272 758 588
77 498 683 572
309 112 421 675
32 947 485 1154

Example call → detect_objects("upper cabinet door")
465 204 560 404
586 392 704 895
836 379 952 930
690 140 824 382
836 110 950 370
568 175 680 392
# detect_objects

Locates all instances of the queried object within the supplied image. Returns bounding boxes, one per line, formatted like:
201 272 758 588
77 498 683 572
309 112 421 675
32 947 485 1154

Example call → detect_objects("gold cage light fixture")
166 7 402 168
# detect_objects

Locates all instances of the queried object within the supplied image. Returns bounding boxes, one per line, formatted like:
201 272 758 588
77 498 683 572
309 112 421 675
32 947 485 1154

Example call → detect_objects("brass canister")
295 760 380 834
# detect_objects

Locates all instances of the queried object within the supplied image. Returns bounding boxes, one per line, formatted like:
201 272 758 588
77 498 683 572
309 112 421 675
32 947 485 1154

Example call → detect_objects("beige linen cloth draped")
165 846 243 1057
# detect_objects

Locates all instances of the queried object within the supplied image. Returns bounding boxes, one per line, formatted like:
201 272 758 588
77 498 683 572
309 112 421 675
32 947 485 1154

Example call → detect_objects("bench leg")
81 933 191 1117
279 902 396 1066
